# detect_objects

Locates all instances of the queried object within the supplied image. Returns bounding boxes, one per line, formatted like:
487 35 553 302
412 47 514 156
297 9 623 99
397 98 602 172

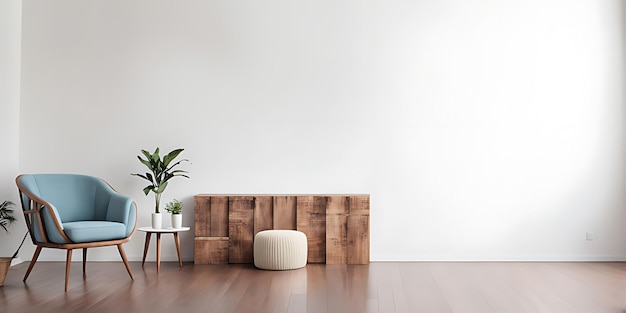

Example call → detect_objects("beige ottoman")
254 230 308 270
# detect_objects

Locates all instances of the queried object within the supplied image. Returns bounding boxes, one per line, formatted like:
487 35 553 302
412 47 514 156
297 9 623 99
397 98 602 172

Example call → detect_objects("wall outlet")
586 232 594 241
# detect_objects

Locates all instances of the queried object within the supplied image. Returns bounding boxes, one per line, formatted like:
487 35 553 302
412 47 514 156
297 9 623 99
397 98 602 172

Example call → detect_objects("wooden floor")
2 261 626 313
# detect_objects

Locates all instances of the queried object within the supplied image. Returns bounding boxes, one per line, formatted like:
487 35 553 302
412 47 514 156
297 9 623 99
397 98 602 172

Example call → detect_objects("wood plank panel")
210 196 229 237
326 196 349 215
194 237 229 264
326 196 349 265
273 196 297 230
326 214 348 264
253 196 273 236
194 194 370 265
347 215 370 264
348 195 369 264
194 195 211 237
297 196 327 263
228 196 254 263
349 195 370 216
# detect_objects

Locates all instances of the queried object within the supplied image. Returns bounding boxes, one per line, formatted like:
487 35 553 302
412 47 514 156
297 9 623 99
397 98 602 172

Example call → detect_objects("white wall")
16 0 626 262
0 0 26 262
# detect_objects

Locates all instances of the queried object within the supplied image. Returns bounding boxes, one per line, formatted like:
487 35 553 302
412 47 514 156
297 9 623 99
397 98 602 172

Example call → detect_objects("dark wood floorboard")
2 262 626 313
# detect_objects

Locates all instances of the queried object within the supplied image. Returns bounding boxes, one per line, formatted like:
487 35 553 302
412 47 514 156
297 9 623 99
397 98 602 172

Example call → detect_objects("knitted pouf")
253 230 308 270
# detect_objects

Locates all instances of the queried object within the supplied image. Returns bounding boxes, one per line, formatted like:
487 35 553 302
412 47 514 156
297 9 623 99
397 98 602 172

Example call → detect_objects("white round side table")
137 226 190 272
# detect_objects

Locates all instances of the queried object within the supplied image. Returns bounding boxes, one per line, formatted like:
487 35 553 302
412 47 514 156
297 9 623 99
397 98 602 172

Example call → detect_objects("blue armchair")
16 174 137 291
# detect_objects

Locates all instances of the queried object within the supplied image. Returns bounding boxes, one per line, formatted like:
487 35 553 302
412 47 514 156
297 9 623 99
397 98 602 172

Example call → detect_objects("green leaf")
130 173 151 182
141 149 152 160
137 156 153 170
163 149 184 168
156 181 168 194
142 186 154 195
151 148 160 163
165 159 189 172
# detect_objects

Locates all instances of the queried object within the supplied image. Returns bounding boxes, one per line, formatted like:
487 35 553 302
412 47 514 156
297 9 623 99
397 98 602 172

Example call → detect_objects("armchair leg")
82 248 87 277
23 245 42 282
65 249 73 292
117 244 134 280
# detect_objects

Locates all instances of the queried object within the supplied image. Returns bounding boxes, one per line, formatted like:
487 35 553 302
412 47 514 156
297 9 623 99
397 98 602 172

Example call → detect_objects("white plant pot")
152 212 163 229
171 214 182 229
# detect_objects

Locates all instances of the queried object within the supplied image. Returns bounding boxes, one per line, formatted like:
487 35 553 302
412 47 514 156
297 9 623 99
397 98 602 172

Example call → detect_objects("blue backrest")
18 174 110 222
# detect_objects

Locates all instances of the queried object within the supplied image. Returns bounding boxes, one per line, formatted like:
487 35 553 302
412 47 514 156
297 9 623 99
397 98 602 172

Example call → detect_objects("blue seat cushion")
63 221 127 243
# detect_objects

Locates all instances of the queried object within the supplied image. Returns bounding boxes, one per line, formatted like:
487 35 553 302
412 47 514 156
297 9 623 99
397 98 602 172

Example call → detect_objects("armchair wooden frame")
16 177 137 292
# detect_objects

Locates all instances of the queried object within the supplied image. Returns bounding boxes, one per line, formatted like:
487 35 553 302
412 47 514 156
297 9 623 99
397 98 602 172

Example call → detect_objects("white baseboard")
371 255 626 262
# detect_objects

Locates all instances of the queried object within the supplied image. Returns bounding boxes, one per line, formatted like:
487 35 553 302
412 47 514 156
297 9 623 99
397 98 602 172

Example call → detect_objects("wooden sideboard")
194 194 370 265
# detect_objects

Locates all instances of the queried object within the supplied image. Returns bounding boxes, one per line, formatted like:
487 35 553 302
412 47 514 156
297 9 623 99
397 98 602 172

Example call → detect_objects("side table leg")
156 233 162 273
174 232 183 269
142 232 152 268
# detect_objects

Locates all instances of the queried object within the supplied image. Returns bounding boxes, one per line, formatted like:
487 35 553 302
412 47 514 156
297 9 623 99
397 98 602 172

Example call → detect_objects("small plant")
165 199 183 214
131 147 189 213
0 201 28 259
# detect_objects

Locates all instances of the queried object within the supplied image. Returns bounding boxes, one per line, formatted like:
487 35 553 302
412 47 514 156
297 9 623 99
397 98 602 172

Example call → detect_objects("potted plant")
165 199 183 229
1 201 28 286
131 147 189 229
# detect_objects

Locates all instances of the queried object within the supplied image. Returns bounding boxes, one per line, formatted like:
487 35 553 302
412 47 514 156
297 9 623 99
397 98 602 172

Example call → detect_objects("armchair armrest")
18 189 69 244
40 201 71 244
106 193 137 237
